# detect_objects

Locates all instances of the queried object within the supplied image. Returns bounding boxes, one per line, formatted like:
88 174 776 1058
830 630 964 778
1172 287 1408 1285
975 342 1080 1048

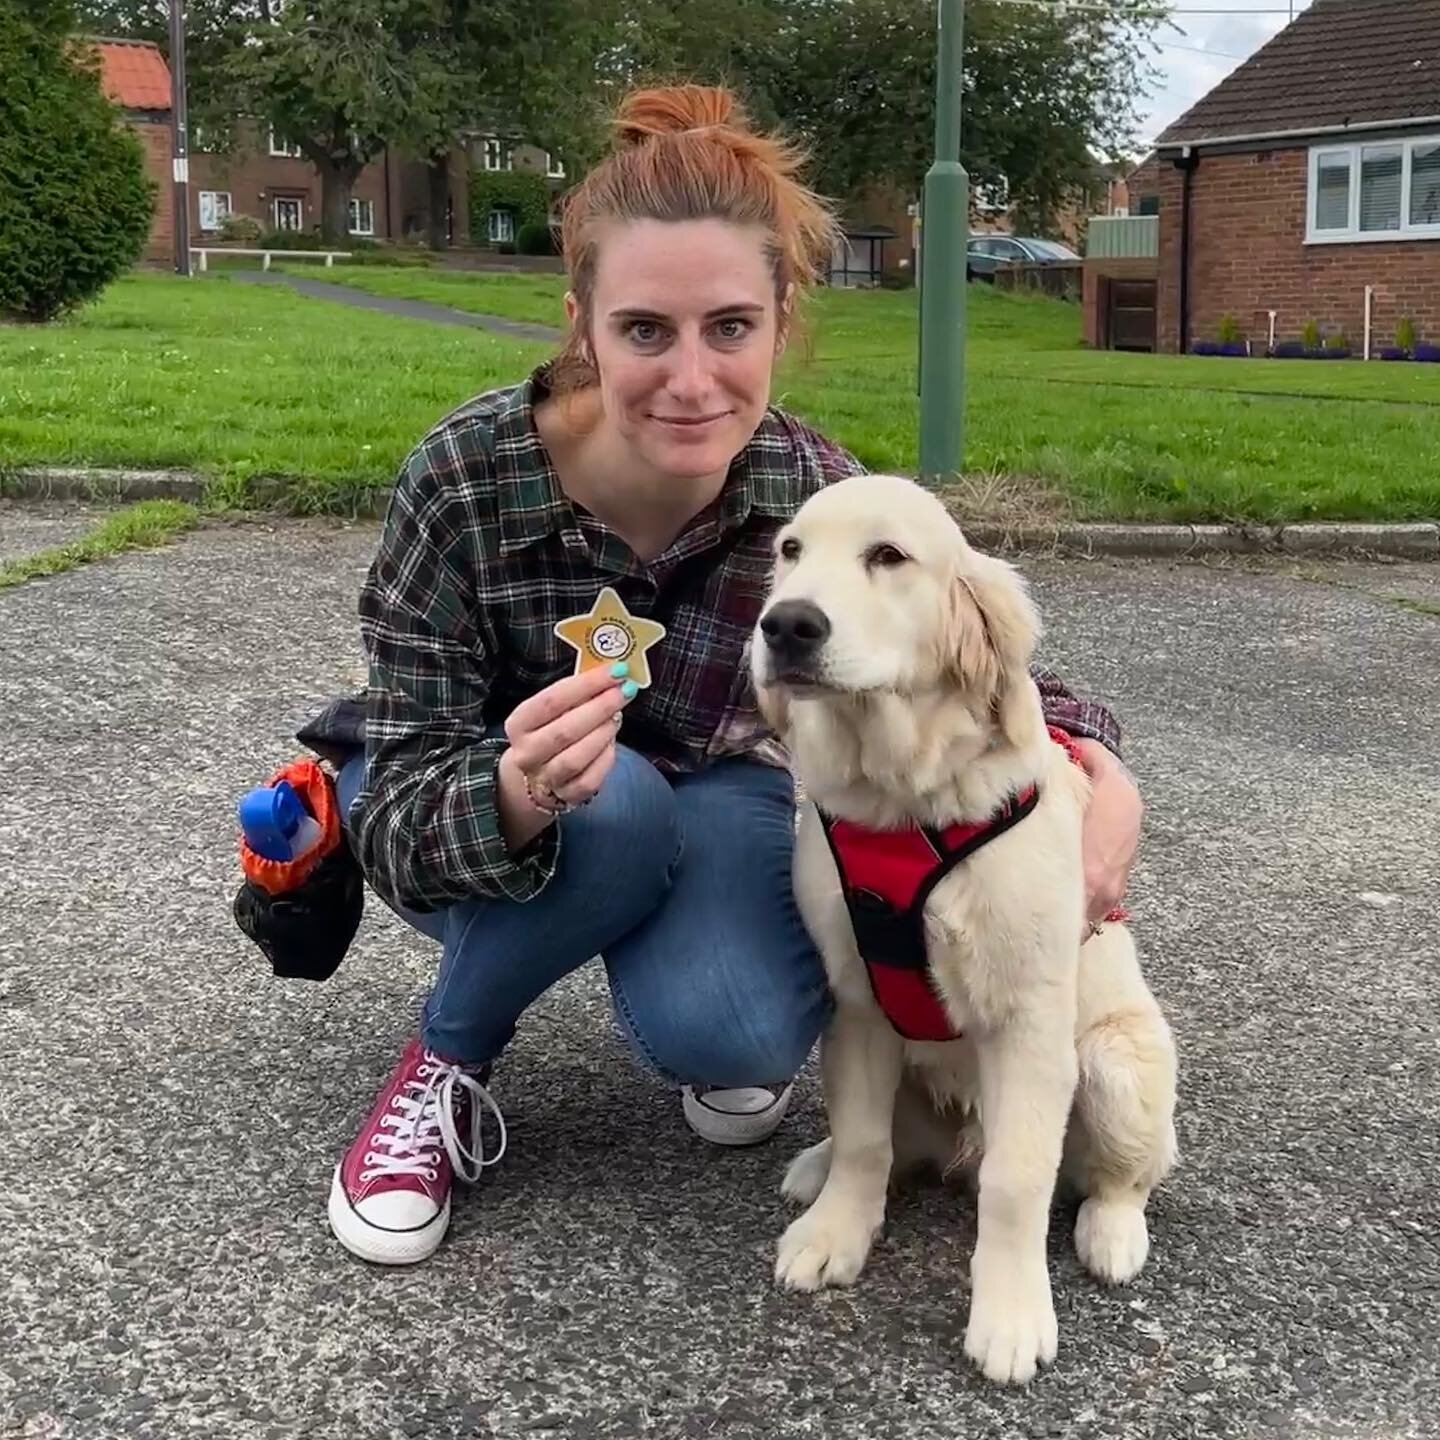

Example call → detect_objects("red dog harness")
817 728 1121 1043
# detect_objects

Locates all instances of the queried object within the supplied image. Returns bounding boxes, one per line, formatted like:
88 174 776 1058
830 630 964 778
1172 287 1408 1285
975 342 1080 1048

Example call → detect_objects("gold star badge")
554 587 667 689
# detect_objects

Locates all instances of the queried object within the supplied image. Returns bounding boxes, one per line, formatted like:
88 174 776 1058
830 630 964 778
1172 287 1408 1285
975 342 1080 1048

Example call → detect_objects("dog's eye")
779 536 802 562
866 543 909 569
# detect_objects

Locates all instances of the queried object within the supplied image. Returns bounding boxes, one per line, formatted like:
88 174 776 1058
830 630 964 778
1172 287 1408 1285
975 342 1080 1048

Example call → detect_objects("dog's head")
752 474 1041 742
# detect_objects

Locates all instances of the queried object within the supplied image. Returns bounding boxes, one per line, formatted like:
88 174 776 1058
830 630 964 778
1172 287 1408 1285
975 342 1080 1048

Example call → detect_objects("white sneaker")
681 1083 794 1146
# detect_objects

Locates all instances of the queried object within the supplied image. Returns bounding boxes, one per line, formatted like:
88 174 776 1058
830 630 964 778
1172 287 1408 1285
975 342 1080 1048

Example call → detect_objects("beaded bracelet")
523 771 573 817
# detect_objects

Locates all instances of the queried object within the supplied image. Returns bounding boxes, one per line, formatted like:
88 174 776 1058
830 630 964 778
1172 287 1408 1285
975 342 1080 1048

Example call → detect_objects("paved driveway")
2 511 1435 1439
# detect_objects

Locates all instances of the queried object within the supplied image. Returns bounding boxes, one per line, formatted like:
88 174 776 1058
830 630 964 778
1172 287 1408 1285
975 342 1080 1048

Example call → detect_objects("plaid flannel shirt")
352 366 1122 914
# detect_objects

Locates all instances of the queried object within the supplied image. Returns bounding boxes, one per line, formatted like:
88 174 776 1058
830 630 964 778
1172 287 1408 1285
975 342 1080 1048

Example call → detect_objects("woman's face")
571 218 786 484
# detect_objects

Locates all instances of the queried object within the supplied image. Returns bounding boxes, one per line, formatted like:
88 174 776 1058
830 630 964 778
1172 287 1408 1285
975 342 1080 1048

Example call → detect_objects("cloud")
1135 1 1314 146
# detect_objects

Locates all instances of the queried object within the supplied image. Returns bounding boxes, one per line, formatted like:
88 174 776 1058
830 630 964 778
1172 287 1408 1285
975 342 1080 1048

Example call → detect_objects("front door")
272 197 304 232
1108 279 1157 352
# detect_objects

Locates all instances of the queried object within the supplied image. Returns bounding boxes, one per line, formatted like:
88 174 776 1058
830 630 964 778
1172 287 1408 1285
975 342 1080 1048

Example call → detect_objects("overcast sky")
1135 0 1315 147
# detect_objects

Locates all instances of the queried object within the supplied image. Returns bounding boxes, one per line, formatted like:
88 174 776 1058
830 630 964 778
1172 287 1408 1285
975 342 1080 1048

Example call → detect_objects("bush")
347 244 433 268
1397 316 1417 354
1301 319 1322 351
515 221 558 256
0 8 156 322
1217 313 1240 345
497 240 517 256
258 229 327 251
469 169 551 245
219 213 264 245
1324 330 1350 353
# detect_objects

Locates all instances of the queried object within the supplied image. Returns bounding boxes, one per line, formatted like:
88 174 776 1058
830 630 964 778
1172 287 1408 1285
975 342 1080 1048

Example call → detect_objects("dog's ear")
943 549 1041 745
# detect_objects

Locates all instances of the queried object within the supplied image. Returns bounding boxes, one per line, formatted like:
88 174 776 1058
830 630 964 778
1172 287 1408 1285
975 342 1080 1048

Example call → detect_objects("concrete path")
1 511 1436 1440
227 270 565 342
0 499 115 565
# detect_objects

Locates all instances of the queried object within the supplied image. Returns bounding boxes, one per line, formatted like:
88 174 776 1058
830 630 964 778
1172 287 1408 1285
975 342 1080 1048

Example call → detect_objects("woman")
323 85 1142 1266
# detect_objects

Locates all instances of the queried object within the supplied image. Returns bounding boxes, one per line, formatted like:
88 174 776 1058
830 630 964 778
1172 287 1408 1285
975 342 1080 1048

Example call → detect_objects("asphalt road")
1 506 1436 1440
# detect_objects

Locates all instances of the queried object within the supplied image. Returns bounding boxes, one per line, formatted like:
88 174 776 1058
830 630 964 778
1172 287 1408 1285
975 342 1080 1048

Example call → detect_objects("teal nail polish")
621 680 639 701
610 661 630 679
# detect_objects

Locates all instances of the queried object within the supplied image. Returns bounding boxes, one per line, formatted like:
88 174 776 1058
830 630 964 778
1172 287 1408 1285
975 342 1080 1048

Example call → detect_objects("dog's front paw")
1074 1198 1149 1284
775 1199 879 1292
964 1254 1057 1385
780 1139 832 1207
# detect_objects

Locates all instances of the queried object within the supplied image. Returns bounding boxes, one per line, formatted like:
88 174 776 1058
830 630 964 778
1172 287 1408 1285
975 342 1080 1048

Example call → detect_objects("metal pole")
918 0 968 483
169 0 192 276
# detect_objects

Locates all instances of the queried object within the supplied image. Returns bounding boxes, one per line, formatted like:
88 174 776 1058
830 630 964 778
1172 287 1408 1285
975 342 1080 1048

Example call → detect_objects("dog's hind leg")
781 1138 832 1206
1066 1008 1178 1285
781 1073 962 1206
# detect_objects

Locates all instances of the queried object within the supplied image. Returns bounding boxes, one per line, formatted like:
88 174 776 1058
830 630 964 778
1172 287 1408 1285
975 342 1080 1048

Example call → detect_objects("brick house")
89 39 466 260
1099 0 1440 354
187 124 467 246
188 129 570 250
92 38 175 265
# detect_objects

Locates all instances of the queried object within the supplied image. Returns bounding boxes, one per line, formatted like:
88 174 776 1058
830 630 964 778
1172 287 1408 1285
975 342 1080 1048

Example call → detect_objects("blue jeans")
337 747 830 1088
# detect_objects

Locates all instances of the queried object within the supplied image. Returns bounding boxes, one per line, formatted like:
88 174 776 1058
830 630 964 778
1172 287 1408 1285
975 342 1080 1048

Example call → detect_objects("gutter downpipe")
1173 145 1199 355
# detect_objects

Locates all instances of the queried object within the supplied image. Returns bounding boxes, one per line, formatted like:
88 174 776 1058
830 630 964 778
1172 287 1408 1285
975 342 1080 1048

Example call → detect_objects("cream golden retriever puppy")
751 474 1177 1387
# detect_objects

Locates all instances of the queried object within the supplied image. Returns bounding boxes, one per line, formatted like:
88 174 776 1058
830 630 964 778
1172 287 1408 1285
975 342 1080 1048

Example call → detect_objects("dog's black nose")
761 600 831 657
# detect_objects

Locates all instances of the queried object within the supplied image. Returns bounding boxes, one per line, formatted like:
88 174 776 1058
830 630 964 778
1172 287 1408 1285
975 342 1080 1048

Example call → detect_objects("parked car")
966 234 1080 282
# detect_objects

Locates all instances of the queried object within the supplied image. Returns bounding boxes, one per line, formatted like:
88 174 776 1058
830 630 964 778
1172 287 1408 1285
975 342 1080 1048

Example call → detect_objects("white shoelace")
362 1052 508 1185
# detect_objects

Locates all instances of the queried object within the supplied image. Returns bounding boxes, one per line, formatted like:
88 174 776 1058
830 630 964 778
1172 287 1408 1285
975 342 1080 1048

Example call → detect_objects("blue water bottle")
238 779 326 865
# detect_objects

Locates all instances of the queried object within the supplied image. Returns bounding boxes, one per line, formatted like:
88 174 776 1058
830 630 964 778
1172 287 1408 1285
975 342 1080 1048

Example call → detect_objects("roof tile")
1158 0 1440 145
91 39 173 113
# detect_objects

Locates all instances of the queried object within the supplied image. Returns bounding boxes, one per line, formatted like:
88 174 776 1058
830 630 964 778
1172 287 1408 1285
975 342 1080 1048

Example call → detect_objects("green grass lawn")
0 274 550 512
2 268 1437 521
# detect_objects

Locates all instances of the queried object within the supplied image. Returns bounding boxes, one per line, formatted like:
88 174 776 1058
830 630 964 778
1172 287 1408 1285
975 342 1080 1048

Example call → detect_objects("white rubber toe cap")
682 1084 794 1146
327 1166 450 1266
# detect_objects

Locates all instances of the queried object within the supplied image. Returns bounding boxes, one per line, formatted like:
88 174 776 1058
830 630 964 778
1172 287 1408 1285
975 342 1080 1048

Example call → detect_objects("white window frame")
1306 135 1440 243
269 129 304 159
198 190 231 232
348 198 375 236
545 151 565 179
481 137 512 173
487 209 515 245
272 196 304 232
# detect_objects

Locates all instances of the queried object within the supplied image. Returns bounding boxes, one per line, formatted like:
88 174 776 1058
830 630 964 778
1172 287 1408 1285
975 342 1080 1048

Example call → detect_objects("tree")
213 0 612 247
72 0 629 249
221 0 458 243
388 0 613 250
0 0 156 322
71 0 168 44
737 0 1164 234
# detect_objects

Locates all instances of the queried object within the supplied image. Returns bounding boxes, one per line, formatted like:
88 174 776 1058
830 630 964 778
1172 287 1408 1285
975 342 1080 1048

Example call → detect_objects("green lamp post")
918 0 968 483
